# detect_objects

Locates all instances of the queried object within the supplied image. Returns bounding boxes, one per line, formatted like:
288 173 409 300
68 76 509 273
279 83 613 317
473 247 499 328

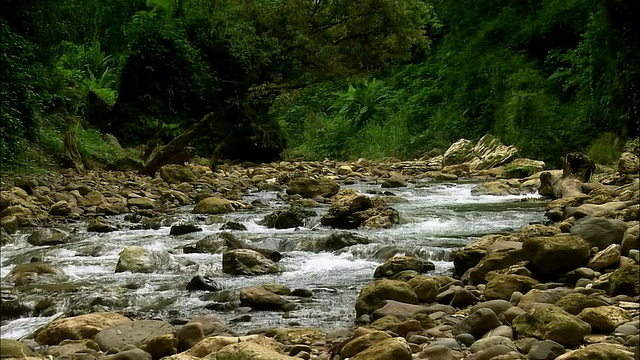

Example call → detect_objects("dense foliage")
1 0 638 170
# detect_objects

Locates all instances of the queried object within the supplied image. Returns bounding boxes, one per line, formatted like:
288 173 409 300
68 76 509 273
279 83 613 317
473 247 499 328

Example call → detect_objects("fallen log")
139 112 215 176
539 152 596 198
219 231 282 262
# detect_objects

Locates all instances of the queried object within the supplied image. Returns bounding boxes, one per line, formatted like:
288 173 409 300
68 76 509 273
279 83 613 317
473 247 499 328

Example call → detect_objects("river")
0 181 545 339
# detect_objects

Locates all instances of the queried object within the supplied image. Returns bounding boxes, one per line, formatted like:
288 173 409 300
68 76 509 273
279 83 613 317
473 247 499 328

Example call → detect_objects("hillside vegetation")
1 0 637 171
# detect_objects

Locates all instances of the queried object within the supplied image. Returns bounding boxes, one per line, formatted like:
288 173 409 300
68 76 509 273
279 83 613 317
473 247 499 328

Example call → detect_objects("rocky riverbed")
1 136 639 360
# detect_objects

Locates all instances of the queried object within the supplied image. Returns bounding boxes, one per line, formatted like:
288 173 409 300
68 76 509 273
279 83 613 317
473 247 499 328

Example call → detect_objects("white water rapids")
0 181 545 339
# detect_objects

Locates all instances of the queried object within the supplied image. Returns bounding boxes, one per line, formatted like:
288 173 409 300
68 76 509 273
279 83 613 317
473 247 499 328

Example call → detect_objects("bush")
586 132 625 165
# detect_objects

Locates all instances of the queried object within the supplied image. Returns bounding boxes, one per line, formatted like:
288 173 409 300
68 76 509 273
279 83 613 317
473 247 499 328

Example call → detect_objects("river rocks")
321 189 399 229
466 242 526 284
452 308 501 338
186 275 222 292
193 197 249 214
258 206 315 229
351 337 412 360
222 249 280 276
512 304 591 346
324 232 370 251
556 343 635 360
577 306 632 332
269 327 326 345
522 235 590 276
503 158 546 178
88 216 118 232
8 261 68 286
587 244 621 270
93 319 174 351
609 265 640 296
371 300 429 321
170 223 202 235
618 152 639 175
355 279 418 317
159 165 196 184
208 341 293 360
443 139 476 166
240 286 288 310
34 312 131 345
127 197 156 209
569 217 629 249
373 255 435 278
621 224 639 256
340 330 392 358
27 228 69 246
468 134 519 170
407 276 440 303
286 177 339 198
115 245 170 273
484 274 539 300
0 339 36 358
1 215 19 234
184 335 282 358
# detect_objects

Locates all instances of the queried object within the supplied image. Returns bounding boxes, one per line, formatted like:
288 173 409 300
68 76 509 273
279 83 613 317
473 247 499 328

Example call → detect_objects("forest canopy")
1 0 638 169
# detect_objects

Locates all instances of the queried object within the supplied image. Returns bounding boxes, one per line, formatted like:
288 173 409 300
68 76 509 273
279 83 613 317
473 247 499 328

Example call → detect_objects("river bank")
1 139 639 360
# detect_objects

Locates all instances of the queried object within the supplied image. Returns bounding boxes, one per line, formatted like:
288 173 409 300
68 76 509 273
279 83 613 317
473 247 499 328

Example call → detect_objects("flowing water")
0 181 546 339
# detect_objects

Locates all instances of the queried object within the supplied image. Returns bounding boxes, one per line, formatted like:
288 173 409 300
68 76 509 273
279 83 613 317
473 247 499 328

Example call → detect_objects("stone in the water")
220 221 247 231
222 249 280 276
27 228 70 246
186 275 222 292
92 319 173 351
170 223 202 236
373 255 435 278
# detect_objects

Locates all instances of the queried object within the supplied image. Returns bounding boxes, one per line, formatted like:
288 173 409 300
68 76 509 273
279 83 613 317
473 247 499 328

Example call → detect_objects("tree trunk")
64 130 84 173
209 134 232 170
139 112 215 176
562 152 595 182
539 152 596 199
219 231 282 262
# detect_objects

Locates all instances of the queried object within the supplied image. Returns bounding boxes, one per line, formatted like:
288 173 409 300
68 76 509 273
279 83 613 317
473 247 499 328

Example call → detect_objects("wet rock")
192 197 249 214
34 312 131 345
609 265 640 296
190 234 226 254
93 319 173 351
8 261 68 286
512 304 591 346
115 245 170 273
169 223 202 236
569 217 629 250
159 165 196 184
350 337 411 360
485 274 539 300
0 215 19 234
222 249 280 276
380 177 407 188
50 200 73 215
578 306 632 332
523 235 590 275
290 288 312 298
220 221 247 231
355 279 418 317
127 197 156 209
324 232 369 251
87 217 118 232
0 339 36 358
451 308 501 339
239 286 288 310
27 228 69 246
286 177 340 198
258 206 315 229
407 275 440 303
373 255 435 278
320 189 399 229
186 275 221 292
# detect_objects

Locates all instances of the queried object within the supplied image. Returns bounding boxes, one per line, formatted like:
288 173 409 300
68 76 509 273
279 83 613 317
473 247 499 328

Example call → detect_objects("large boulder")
222 249 280 276
320 190 399 229
587 244 621 271
93 320 174 351
442 139 476 166
324 232 370 251
522 235 590 276
355 279 418 317
184 335 281 358
503 158 546 178
555 292 609 315
34 312 131 345
257 207 315 229
577 306 632 332
512 304 591 346
0 339 36 358
609 265 640 296
407 276 440 303
569 218 629 249
466 242 526 285
340 331 392 359
373 255 435 278
115 245 170 273
468 134 519 170
451 308 502 338
286 177 339 198
193 197 249 214
371 300 429 321
27 228 70 246
159 165 196 184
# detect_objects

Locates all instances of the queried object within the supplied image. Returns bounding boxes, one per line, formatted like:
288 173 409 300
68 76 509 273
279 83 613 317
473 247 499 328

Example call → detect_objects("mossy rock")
609 265 640 296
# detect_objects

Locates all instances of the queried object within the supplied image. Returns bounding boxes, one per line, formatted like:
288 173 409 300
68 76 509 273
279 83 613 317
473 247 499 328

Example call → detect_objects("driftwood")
219 231 282 262
539 152 596 198
139 112 215 176
64 130 84 173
